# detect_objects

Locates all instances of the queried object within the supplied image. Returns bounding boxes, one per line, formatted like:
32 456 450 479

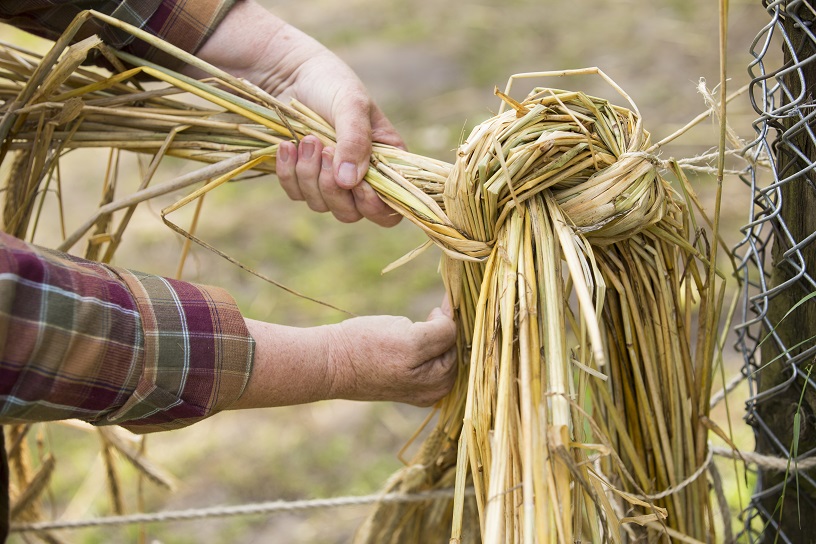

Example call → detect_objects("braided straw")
0 12 721 543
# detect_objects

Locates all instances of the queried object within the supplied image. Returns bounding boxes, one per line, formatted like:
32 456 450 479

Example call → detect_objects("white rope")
13 443 816 533
710 444 816 472
11 487 469 533
639 447 714 501
709 372 746 409
618 149 752 176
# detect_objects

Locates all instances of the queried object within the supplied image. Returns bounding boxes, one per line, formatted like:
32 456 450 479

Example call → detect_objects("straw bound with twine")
0 11 725 543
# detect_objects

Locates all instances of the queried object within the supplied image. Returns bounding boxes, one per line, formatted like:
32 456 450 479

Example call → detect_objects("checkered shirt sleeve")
0 233 254 432
0 0 236 70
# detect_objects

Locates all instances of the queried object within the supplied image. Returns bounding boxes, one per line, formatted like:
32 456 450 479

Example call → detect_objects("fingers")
275 141 302 201
352 182 401 227
318 148 362 223
295 136 328 212
408 344 458 407
329 91 402 226
403 306 458 406
408 304 459 405
275 135 402 226
331 92 373 190
270 48 404 227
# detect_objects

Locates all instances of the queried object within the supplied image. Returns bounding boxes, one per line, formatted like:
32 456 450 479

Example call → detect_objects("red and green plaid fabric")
0 0 236 70
0 232 254 432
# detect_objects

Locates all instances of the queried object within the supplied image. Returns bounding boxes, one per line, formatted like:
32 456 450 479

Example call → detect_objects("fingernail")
300 140 315 159
337 162 358 188
321 150 332 170
278 144 290 163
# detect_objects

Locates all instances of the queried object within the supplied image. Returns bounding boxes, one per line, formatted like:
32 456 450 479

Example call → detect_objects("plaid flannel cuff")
0 234 145 425
106 269 253 433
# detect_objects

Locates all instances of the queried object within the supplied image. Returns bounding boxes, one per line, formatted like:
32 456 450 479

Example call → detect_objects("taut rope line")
10 487 472 533
10 445 816 534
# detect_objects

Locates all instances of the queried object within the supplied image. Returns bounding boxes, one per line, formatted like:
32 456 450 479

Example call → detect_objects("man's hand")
191 0 404 227
325 305 458 406
233 302 457 410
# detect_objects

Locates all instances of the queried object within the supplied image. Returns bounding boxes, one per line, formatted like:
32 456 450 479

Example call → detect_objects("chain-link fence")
735 0 816 541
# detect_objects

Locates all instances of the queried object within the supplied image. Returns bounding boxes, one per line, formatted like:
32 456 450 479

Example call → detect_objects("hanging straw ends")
354 424 468 544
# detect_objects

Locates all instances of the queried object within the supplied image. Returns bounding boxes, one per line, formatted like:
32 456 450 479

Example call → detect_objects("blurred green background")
2 0 768 542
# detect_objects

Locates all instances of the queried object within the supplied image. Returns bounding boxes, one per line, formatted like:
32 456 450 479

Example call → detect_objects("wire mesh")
735 0 816 541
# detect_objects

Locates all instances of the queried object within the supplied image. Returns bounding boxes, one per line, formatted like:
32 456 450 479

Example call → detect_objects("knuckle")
338 134 371 158
285 189 305 202
413 397 435 408
306 199 329 213
333 210 363 224
370 211 402 228
340 91 372 116
318 172 340 195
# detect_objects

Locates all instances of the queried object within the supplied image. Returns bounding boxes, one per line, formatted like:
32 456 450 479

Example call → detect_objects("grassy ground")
3 0 771 542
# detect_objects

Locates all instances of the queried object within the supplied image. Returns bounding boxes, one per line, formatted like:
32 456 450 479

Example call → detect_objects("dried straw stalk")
0 11 727 543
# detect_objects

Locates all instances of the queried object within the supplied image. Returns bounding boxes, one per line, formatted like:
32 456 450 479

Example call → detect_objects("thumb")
332 92 373 189
440 294 453 318
412 306 457 360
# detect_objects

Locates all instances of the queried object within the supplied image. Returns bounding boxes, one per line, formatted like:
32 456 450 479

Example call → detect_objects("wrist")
187 0 317 93
318 322 356 401
230 319 334 409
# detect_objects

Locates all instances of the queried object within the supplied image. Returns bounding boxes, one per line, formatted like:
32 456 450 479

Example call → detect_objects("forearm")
186 1 288 80
235 310 459 409
187 1 331 98
230 319 333 409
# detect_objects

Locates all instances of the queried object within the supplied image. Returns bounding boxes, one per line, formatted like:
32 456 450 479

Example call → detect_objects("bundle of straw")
356 82 723 544
0 11 724 543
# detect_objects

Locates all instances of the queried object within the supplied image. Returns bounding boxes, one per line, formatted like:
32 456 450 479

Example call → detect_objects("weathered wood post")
756 2 816 541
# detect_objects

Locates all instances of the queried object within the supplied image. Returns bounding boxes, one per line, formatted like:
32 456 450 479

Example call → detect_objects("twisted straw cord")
617 151 664 167
12 444 815 534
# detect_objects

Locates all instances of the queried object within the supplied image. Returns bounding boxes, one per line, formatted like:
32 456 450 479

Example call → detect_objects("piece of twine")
10 487 470 533
619 149 752 177
638 448 715 501
11 444 814 534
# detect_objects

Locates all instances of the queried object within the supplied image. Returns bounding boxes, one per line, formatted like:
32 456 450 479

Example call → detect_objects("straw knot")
437 88 670 256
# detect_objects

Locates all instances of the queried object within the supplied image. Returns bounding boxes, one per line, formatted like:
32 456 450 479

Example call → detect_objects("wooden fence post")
757 2 816 541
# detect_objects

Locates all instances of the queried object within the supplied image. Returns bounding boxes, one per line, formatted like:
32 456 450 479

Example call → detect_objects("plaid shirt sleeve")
0 233 254 433
0 0 236 70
